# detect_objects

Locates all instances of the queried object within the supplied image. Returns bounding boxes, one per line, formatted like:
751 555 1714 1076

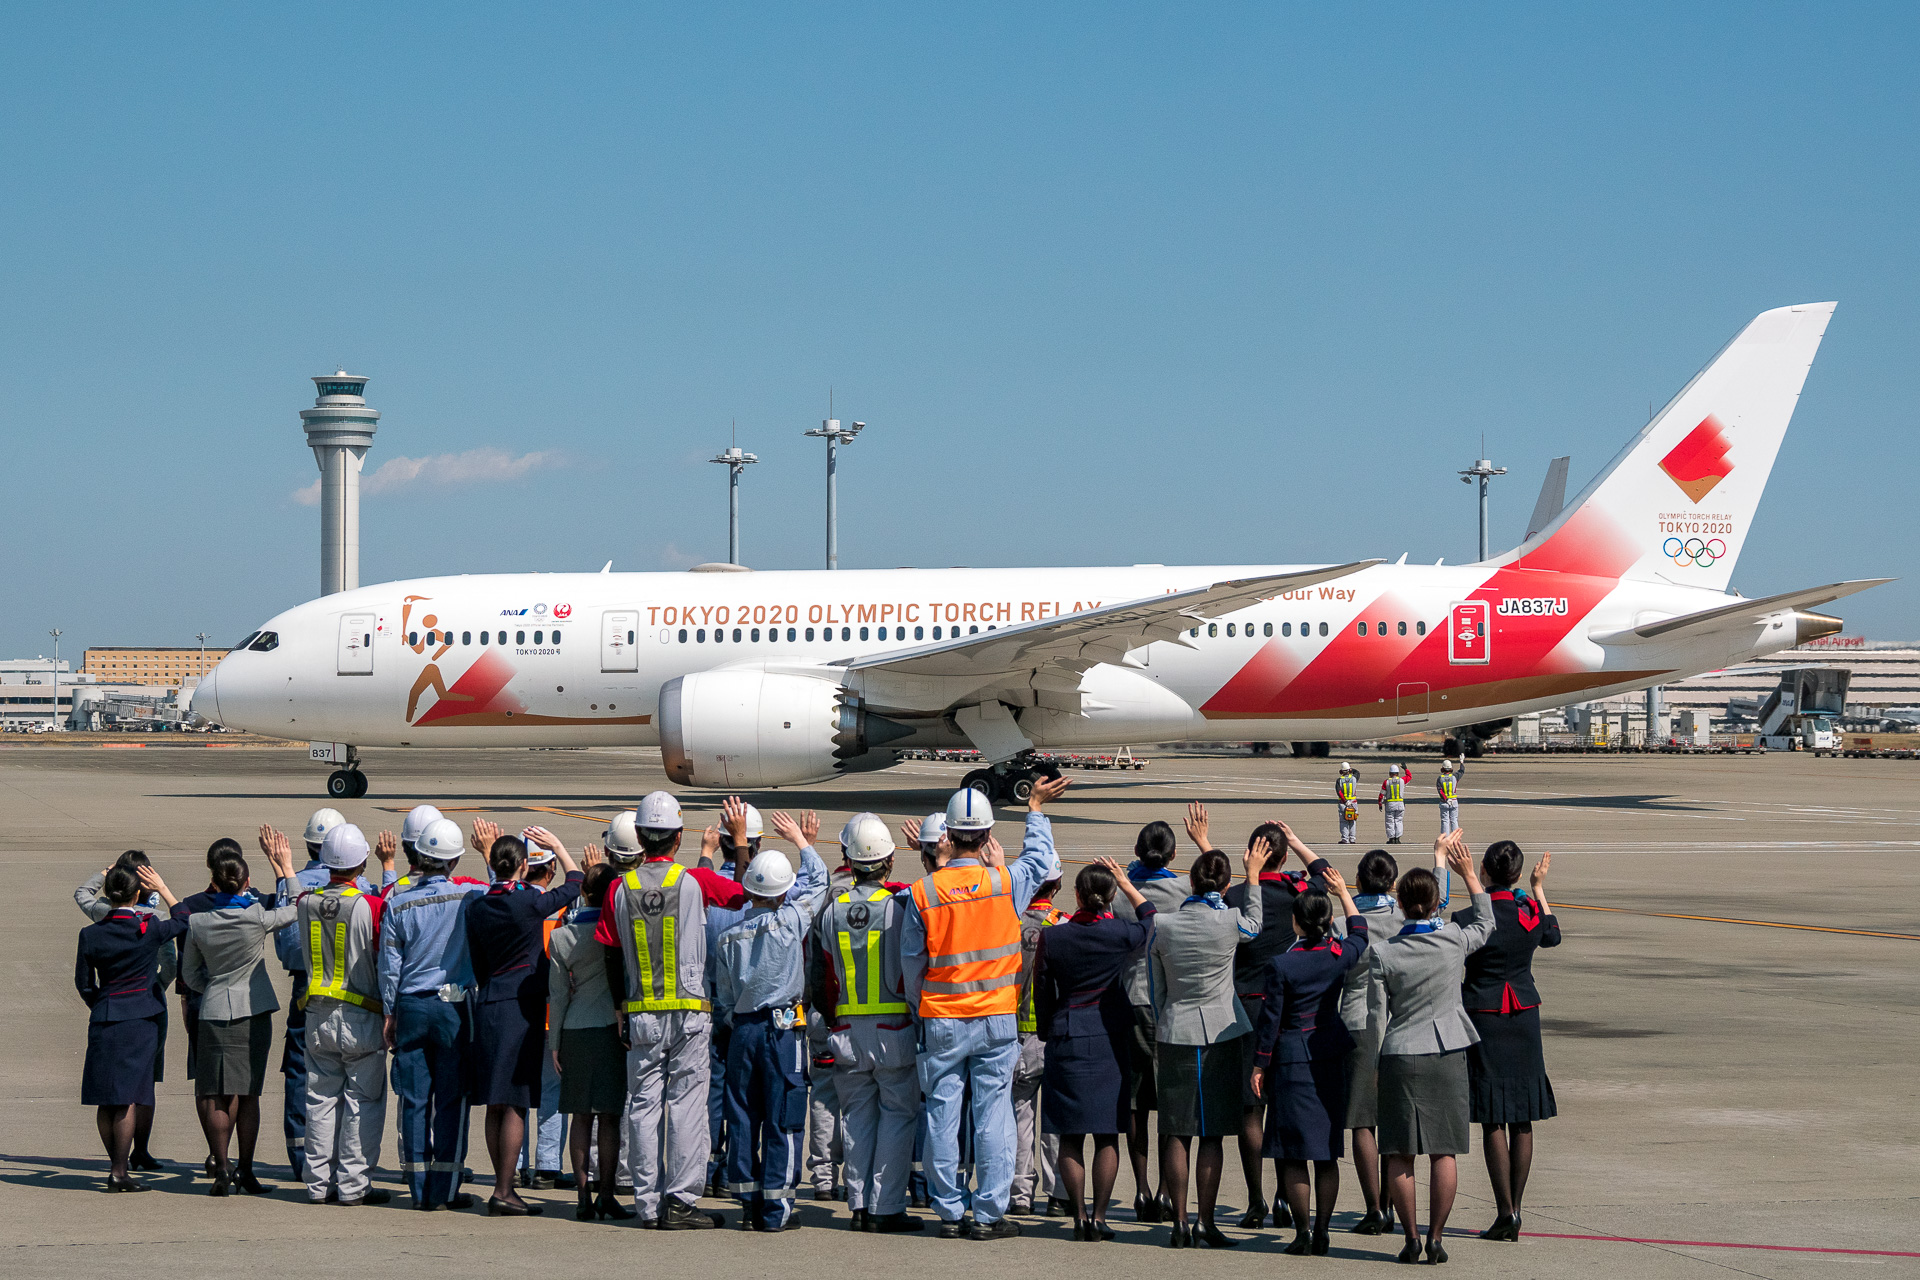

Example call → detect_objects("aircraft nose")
190 665 221 725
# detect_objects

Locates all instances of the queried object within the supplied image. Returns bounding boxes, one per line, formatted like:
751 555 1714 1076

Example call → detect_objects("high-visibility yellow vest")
617 862 710 1014
1017 901 1064 1033
304 886 380 1011
1438 774 1457 801
910 864 1024 1019
827 886 908 1018
1336 775 1357 802
1383 776 1404 803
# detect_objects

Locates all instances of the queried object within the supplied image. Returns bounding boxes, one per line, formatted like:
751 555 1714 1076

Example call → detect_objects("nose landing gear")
318 744 368 799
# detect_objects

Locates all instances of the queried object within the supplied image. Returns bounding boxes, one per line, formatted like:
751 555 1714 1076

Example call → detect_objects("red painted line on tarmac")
1495 1228 1920 1258
1554 900 1920 941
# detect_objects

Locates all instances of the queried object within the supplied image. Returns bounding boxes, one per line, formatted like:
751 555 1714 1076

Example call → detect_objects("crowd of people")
72 763 1560 1261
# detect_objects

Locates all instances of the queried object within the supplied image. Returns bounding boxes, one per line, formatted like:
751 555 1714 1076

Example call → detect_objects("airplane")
193 301 1890 802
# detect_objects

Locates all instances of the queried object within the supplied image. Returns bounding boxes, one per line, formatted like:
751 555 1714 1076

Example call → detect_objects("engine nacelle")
659 671 892 788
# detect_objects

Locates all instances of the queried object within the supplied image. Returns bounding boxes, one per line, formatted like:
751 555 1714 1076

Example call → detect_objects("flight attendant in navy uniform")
1456 841 1561 1242
76 863 188 1190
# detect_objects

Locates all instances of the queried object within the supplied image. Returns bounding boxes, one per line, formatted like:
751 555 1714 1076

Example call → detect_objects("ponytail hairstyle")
1248 821 1285 854
1074 863 1117 915
1396 867 1440 920
582 863 617 907
212 855 249 895
104 866 141 905
1291 888 1334 945
1134 821 1176 869
1357 849 1398 896
112 849 151 874
205 837 242 870
1482 840 1524 888
1189 849 1232 895
489 835 527 882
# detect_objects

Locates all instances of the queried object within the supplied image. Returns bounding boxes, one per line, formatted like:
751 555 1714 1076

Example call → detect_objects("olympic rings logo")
1663 536 1726 567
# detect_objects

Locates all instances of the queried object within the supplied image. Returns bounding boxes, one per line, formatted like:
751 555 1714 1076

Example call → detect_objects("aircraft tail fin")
1502 302 1835 591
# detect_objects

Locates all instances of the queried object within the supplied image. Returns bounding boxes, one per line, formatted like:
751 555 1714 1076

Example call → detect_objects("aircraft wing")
838 562 1381 725
1592 579 1894 645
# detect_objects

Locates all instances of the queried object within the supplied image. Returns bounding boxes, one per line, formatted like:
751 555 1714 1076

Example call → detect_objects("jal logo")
1659 416 1735 504
553 603 572 619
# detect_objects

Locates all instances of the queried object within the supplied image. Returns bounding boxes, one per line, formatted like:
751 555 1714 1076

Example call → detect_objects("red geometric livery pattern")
1658 416 1735 504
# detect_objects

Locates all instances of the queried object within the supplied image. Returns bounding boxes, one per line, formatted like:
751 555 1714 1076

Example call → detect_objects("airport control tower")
300 371 380 597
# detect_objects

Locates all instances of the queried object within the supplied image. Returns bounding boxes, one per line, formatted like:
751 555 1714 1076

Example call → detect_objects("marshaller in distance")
193 302 1889 801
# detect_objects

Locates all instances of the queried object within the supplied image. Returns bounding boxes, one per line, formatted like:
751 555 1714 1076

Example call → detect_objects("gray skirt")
195 1013 274 1097
1376 1050 1470 1156
557 1025 626 1114
1344 1028 1383 1129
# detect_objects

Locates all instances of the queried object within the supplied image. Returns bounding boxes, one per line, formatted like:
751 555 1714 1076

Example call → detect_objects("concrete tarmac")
4 744 1916 1277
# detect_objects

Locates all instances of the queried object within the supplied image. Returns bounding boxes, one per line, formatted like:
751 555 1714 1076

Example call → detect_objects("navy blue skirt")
1042 1032 1130 1136
1467 1008 1557 1124
472 998 545 1108
1262 1055 1348 1161
83 1017 160 1107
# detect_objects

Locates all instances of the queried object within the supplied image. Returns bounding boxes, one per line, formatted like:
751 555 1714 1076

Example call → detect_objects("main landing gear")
323 745 369 799
960 753 1063 807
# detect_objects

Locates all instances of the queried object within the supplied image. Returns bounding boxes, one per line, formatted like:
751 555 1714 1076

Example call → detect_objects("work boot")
1008 1199 1032 1216
1044 1196 1074 1217
873 1211 925 1233
968 1218 1021 1241
937 1215 972 1239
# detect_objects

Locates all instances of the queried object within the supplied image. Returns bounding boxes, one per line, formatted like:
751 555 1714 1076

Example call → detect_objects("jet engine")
658 671 911 788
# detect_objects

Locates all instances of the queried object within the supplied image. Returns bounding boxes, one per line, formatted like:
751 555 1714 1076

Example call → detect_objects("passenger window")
554 629 562 643
697 628 707 643
534 630 544 644
1208 623 1218 638
877 626 887 640
408 631 419 646
626 630 633 644
1319 622 1328 636
1282 622 1292 637
805 627 815 641
751 628 761 643
517 630 526 645
859 627 870 641
1375 621 1384 635
1190 627 1199 638
733 628 742 642
1417 620 1427 636
787 627 796 642
678 629 688 643
969 625 979 635
1226 623 1236 637
1398 621 1407 636
1264 622 1272 637
1356 622 1367 636
462 631 471 645
934 626 943 639
915 626 924 640
842 627 851 640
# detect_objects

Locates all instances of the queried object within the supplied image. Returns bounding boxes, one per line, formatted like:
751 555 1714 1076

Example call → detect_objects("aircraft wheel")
1008 774 1036 803
326 769 354 799
350 770 369 799
961 769 996 801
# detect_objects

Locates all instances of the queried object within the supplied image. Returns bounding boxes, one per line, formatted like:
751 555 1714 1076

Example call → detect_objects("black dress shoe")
1044 1196 1074 1217
1479 1214 1518 1242
873 1211 924 1233
1088 1219 1115 1242
1284 1229 1313 1255
1167 1221 1192 1249
658 1198 723 1229
968 1218 1020 1241
577 1190 595 1222
1312 1226 1330 1255
105 1176 148 1193
1199 1222 1237 1248
1134 1192 1163 1224
1396 1238 1424 1263
209 1172 231 1197
448 1192 475 1209
235 1171 272 1196
1351 1209 1386 1235
1272 1200 1295 1230
338 1189 392 1207
487 1197 543 1216
595 1194 637 1220
1425 1238 1449 1264
1236 1199 1265 1229
128 1152 163 1172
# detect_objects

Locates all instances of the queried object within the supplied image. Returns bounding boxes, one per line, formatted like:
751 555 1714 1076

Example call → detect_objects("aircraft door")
1396 682 1430 724
1448 601 1490 665
601 610 640 673
337 613 376 675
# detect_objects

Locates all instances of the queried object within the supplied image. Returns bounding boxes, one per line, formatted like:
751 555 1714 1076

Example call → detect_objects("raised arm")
1234 837 1269 938
1530 851 1562 947
1442 833 1494 950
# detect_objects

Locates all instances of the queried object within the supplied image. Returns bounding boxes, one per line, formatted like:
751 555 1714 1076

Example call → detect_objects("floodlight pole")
49 629 62 731
708 445 758 565
1458 458 1508 562
803 418 864 569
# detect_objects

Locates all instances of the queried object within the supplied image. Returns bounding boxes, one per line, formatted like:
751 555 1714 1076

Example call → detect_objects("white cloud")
659 541 704 570
293 447 563 505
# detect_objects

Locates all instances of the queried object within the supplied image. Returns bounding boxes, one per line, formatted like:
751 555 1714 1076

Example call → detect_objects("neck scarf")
1398 919 1443 936
1128 862 1177 882
1354 893 1394 912
571 908 601 925
1183 892 1227 910
1069 909 1114 924
212 891 253 909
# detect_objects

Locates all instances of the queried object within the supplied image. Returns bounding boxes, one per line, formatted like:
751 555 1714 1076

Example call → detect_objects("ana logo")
498 608 528 617
553 603 572 620
1659 416 1735 504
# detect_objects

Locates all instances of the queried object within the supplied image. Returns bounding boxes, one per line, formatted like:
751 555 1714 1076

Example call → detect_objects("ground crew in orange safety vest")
1436 760 1461 835
1377 765 1408 844
295 823 391 1206
901 775 1068 1240
1335 763 1361 844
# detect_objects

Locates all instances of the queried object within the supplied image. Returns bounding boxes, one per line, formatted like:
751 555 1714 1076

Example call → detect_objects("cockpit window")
247 632 279 652
234 632 260 650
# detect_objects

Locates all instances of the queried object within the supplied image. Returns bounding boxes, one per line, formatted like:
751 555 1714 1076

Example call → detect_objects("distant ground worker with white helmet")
712 810 832 1231
1436 762 1461 835
1377 766 1408 844
698 798 765 1198
592 790 747 1228
810 814 924 1233
270 808 396 1183
1335 765 1361 845
295 823 391 1207
377 816 486 1209
804 819 860 1205
904 774 1069 1240
381 805 446 896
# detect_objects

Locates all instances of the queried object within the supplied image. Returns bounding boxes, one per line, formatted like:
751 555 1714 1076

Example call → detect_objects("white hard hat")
945 788 994 832
400 804 444 849
743 849 796 899
734 804 765 841
603 811 643 860
1340 762 1352 772
918 813 948 849
304 807 346 847
520 829 556 867
319 823 370 870
637 790 683 831
841 814 896 865
1441 760 1454 771
417 818 465 861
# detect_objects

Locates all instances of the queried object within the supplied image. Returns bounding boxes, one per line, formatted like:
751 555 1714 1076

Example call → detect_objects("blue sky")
3 3 1916 661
